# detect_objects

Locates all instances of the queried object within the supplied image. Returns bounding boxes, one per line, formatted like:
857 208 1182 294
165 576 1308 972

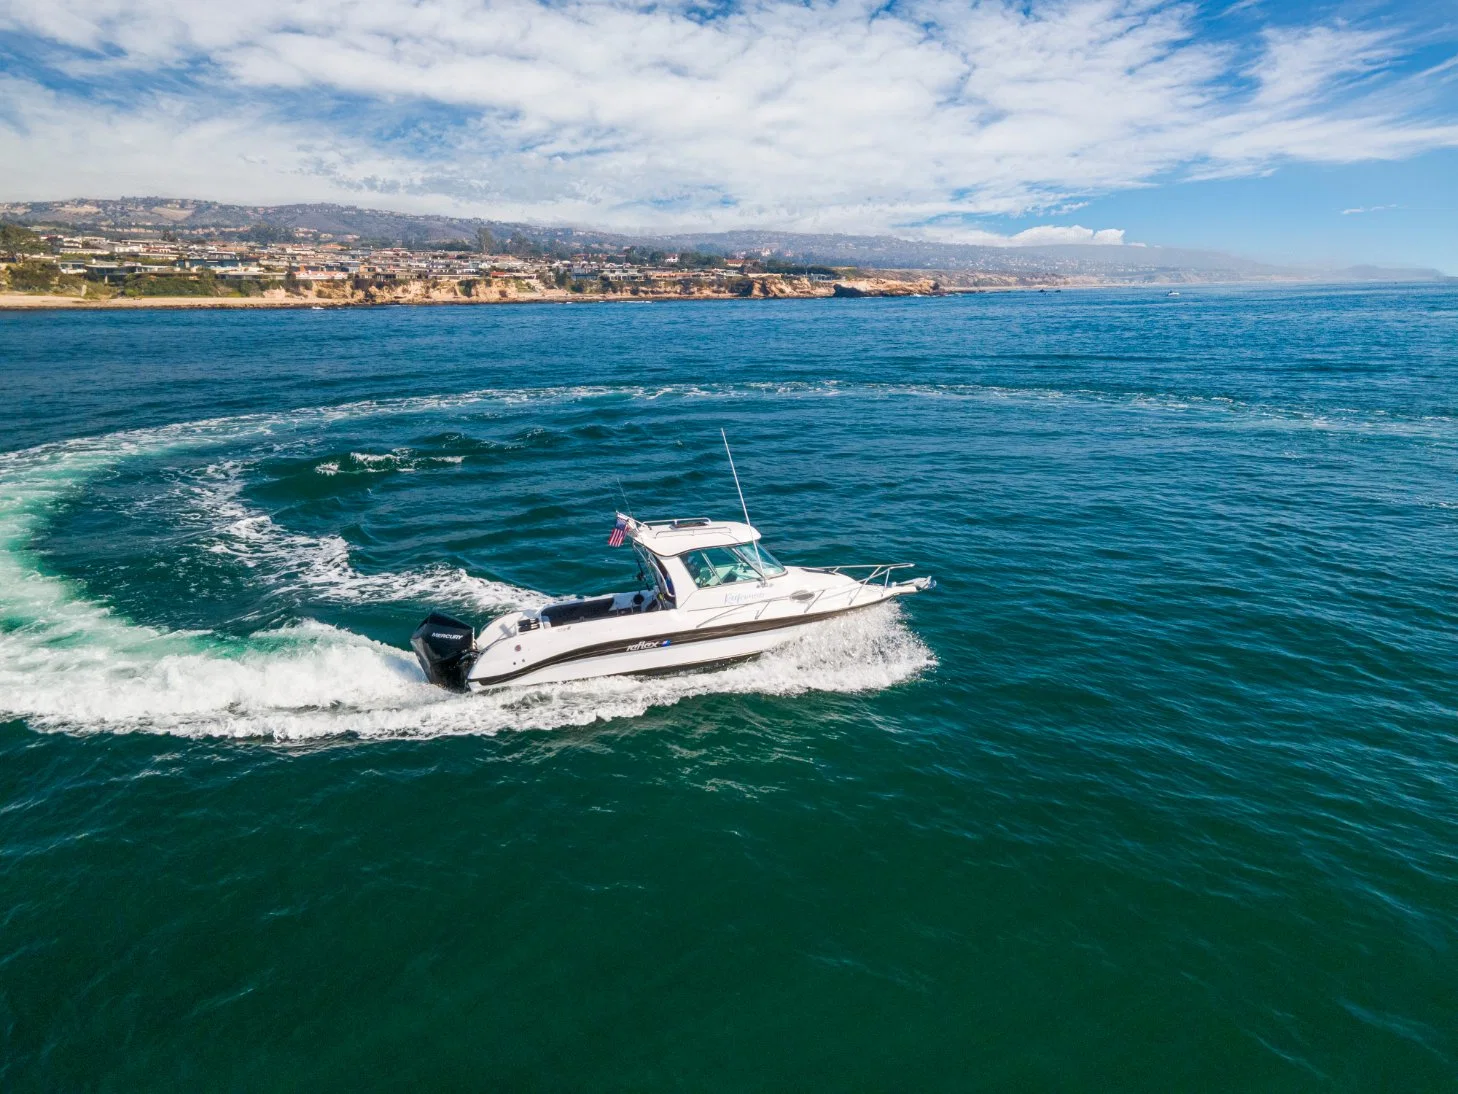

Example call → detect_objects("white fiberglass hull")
463 572 930 691
466 610 827 690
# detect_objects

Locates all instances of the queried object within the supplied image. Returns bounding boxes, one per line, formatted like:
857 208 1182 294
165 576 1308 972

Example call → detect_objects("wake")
2 607 928 740
0 391 933 740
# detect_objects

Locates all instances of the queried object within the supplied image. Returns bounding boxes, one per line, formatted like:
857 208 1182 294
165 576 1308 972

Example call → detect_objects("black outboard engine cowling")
411 612 476 691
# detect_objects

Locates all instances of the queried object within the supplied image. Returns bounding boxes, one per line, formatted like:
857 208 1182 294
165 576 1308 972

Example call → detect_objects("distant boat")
1166 290 1181 297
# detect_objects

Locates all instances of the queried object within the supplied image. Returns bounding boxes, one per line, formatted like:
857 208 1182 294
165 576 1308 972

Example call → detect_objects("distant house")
214 266 274 282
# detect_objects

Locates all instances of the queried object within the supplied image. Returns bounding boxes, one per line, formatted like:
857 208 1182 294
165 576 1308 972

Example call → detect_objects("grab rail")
802 563 916 588
691 590 808 629
691 563 919 628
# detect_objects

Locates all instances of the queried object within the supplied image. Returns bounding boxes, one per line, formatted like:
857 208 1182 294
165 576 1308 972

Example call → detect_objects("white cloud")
0 0 1455 234
914 223 1126 245
1340 204 1399 215
1249 25 1395 109
1010 225 1126 246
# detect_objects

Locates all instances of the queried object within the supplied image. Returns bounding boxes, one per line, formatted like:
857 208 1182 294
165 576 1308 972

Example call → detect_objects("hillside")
0 198 1444 283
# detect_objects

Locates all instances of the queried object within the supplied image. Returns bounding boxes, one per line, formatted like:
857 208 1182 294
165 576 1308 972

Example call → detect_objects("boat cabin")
628 517 786 603
529 517 789 630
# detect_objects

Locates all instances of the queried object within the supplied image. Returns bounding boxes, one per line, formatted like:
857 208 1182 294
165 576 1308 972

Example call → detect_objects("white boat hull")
463 570 931 691
468 610 828 689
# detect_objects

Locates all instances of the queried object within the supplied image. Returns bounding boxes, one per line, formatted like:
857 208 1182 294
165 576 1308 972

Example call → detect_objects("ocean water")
1 286 1455 1089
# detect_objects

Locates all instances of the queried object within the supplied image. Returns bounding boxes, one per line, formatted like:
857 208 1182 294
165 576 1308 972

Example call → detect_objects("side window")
682 551 710 587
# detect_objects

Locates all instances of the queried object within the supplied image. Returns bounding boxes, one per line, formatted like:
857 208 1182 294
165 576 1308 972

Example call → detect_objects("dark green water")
2 287 1456 1089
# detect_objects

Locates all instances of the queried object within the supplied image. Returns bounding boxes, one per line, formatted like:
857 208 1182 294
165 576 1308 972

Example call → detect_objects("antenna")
721 429 766 581
615 476 635 519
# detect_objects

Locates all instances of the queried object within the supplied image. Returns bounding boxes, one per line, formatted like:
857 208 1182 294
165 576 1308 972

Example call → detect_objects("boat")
1166 290 1180 297
411 514 934 691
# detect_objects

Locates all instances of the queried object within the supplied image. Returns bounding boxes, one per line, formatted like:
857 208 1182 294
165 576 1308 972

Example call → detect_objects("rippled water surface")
2 287 1456 1089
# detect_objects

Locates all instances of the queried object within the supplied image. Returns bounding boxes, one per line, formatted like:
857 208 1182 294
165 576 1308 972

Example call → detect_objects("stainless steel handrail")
803 562 916 588
691 590 808 629
691 564 920 628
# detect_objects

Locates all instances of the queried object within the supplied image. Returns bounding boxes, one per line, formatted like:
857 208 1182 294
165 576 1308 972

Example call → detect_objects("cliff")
0 271 955 309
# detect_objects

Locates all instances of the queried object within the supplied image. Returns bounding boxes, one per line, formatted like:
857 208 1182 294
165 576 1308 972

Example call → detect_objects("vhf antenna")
721 429 766 581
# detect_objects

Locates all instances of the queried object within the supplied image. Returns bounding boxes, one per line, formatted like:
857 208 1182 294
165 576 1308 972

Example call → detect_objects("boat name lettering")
724 591 769 605
626 640 661 651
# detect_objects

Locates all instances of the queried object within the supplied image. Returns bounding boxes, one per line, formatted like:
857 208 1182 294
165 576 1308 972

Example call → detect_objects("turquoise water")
2 287 1456 1089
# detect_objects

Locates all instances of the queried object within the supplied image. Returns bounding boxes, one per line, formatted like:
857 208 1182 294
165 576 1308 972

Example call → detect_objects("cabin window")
682 543 785 587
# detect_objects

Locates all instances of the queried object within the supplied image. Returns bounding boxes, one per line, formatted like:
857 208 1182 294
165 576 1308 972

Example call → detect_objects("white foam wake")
187 459 544 613
316 450 465 475
5 604 931 739
0 620 435 733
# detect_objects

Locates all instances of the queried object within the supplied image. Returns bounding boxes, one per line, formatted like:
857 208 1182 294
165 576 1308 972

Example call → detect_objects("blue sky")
2 0 1456 270
969 148 1458 271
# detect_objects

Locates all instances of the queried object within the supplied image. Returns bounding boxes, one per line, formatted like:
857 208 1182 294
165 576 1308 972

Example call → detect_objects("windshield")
681 542 786 588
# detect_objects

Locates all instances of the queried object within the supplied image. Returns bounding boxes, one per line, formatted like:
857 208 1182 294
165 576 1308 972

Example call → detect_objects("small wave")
315 450 466 475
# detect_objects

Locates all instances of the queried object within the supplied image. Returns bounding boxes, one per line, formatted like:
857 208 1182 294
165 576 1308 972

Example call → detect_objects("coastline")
0 276 948 311
3 277 1432 312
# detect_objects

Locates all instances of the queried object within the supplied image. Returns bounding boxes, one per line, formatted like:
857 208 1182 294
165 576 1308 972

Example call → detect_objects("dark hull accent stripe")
470 601 879 687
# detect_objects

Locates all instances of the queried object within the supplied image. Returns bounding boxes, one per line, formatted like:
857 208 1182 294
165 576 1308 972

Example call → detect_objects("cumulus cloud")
914 223 1126 245
0 0 1455 235
1010 226 1126 246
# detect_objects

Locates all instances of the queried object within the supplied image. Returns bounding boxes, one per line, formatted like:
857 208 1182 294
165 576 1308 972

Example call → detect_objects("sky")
1 0 1456 270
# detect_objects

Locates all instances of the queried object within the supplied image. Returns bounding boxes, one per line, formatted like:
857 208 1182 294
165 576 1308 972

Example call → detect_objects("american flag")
607 514 628 547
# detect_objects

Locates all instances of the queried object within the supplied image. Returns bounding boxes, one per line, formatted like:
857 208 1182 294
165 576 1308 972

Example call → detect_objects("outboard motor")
411 612 476 691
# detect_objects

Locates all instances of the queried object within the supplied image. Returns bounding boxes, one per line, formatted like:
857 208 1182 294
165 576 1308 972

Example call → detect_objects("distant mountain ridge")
0 197 1444 283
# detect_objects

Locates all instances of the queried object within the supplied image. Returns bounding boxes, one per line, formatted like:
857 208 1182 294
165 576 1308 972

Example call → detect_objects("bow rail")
802 562 917 588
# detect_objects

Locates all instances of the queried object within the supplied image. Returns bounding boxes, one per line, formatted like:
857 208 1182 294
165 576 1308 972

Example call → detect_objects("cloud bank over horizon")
1 0 1455 243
